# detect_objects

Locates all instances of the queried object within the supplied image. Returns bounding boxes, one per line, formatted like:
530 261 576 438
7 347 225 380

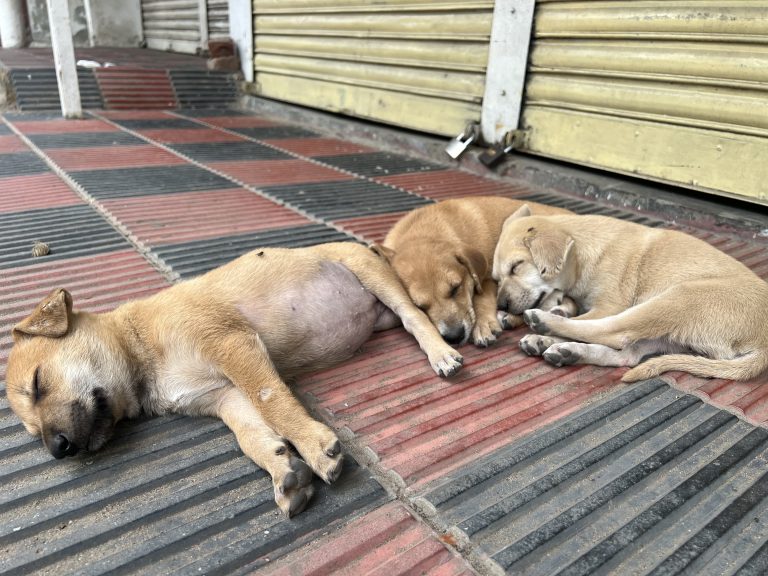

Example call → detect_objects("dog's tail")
622 350 768 383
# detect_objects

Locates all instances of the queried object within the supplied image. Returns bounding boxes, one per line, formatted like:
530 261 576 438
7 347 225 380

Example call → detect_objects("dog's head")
493 206 574 315
372 241 487 345
6 289 137 459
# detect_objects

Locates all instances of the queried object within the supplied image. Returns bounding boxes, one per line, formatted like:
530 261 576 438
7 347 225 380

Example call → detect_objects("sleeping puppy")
493 205 768 382
373 197 576 347
5 242 463 517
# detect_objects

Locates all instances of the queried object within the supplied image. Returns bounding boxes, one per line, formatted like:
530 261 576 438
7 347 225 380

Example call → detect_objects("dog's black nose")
50 433 79 459
497 294 509 311
443 325 466 344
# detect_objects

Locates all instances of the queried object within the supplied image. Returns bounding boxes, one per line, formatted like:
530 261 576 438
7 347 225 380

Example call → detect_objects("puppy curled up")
493 205 768 382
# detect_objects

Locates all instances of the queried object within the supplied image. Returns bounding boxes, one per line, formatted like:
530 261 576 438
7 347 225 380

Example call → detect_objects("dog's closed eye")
32 367 42 402
509 261 523 276
448 283 461 298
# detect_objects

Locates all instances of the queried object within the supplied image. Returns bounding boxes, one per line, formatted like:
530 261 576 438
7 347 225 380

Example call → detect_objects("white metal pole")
481 0 536 144
46 0 82 118
0 0 26 48
228 0 253 82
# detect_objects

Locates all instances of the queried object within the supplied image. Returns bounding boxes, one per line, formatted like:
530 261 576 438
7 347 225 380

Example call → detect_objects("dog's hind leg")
315 243 464 377
541 339 684 369
217 387 316 517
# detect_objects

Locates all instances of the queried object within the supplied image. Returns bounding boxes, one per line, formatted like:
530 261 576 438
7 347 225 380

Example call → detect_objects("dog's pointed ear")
370 243 396 263
502 204 532 230
13 289 73 340
523 228 574 280
456 247 488 294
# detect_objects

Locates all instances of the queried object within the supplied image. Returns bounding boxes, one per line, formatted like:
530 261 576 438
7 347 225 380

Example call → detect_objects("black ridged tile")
232 126 319 139
0 152 49 176
109 118 203 130
262 179 431 220
0 412 385 575
0 205 130 269
69 165 240 199
169 141 290 162
0 124 11 135
9 68 102 111
422 380 768 575
315 151 446 177
170 70 237 108
27 132 144 149
175 109 250 118
154 224 354 279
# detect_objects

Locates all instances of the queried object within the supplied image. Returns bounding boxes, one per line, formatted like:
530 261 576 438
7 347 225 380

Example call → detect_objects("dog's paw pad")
523 309 550 334
274 455 315 518
433 348 464 377
520 334 556 356
549 306 569 318
543 344 579 367
497 311 523 330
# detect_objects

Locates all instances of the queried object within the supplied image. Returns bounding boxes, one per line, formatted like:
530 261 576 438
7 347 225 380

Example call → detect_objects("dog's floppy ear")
523 227 574 280
456 246 487 294
502 204 532 230
370 243 395 264
13 288 73 340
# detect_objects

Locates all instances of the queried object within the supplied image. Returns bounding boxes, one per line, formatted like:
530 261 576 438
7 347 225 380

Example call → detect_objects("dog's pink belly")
239 261 386 377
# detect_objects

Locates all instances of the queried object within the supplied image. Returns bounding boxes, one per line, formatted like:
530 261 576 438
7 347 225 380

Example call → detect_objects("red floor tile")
97 110 176 120
261 502 471 576
102 189 311 245
45 145 186 171
0 134 29 153
334 211 408 243
264 137 377 157
379 169 529 200
0 173 82 213
194 116 279 129
138 128 244 144
11 119 118 134
207 159 353 187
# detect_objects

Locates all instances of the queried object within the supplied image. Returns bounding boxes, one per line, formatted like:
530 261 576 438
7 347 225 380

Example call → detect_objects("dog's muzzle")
49 432 79 459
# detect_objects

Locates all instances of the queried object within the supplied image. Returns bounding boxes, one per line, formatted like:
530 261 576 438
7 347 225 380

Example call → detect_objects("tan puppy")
373 197 575 347
493 205 768 382
6 243 463 517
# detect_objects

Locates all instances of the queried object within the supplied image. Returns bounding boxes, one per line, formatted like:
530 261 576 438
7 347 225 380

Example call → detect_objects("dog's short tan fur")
493 206 768 382
374 197 574 347
6 243 462 517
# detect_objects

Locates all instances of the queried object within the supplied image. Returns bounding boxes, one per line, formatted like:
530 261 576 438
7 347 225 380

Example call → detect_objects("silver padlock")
445 131 475 159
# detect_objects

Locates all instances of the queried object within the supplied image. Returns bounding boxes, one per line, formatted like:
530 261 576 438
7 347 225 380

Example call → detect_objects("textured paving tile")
0 152 49 176
170 141 291 162
262 179 431 221
109 118 203 130
9 118 118 134
153 224 353 279
207 159 352 187
69 164 240 199
420 379 768 575
315 151 446 177
46 145 186 171
137 128 244 144
26 131 144 149
232 126 319 139
264 137 377 158
0 134 31 153
103 189 312 246
0 173 83 214
0 204 132 269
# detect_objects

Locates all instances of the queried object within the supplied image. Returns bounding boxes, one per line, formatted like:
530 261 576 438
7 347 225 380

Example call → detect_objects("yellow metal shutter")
250 0 493 136
521 1 768 203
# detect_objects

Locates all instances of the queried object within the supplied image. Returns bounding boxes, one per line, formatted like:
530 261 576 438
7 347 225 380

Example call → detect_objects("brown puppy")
6 242 463 517
493 206 768 382
374 197 575 347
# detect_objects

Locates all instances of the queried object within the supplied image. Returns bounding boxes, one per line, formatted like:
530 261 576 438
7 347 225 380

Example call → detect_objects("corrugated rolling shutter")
141 0 203 54
521 1 768 204
207 0 229 38
251 0 493 136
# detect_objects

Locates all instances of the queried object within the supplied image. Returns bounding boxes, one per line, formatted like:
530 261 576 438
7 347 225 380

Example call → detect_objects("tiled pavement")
2 107 768 575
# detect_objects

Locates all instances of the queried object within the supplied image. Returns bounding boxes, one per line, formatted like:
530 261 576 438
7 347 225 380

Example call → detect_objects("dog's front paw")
520 334 560 356
472 317 502 348
497 311 524 330
273 453 315 518
543 342 583 368
293 423 343 485
522 309 552 334
431 345 464 377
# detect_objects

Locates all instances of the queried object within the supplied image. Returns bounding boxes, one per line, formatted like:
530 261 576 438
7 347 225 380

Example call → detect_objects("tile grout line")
0 115 177 286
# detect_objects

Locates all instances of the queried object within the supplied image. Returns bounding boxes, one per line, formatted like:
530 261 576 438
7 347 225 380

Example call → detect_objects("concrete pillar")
229 0 253 82
0 0 26 47
46 0 82 118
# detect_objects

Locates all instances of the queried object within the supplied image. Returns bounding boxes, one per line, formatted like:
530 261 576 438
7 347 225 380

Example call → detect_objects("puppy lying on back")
493 205 768 382
6 243 463 517
374 197 575 346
